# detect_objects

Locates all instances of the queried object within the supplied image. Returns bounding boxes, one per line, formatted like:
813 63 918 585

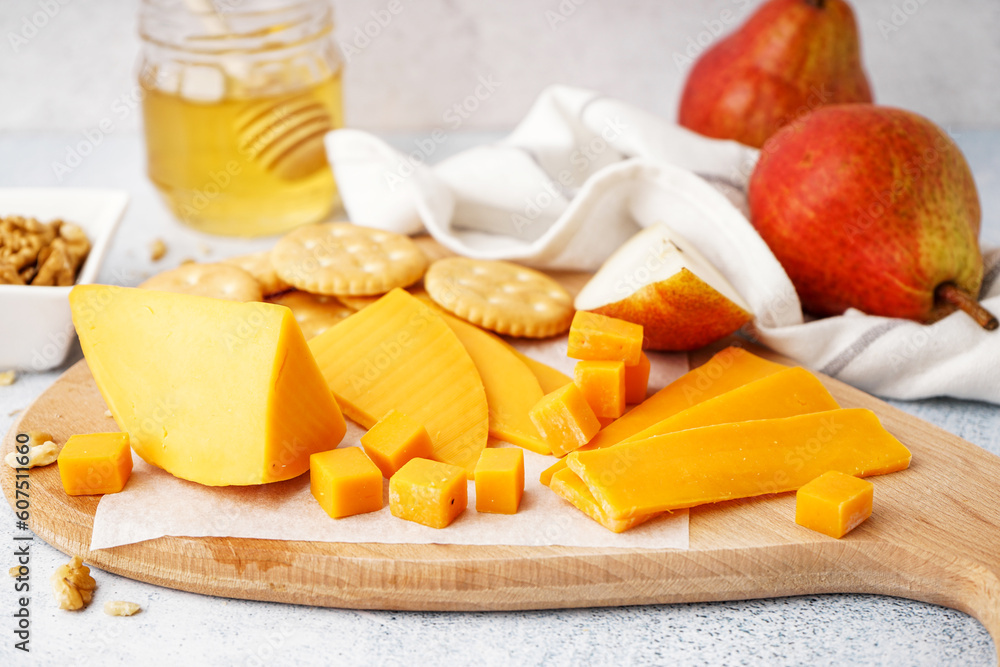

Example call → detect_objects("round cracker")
424 258 574 338
139 263 263 302
267 290 353 340
271 222 427 296
223 251 290 296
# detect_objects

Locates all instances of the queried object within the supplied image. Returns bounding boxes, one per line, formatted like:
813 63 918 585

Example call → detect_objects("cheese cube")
624 352 651 404
574 360 626 419
529 383 601 457
796 470 874 538
57 433 133 496
567 311 643 365
361 410 433 478
474 448 524 514
310 447 384 519
389 458 467 528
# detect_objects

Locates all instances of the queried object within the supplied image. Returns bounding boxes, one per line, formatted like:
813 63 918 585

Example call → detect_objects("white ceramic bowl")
0 188 128 371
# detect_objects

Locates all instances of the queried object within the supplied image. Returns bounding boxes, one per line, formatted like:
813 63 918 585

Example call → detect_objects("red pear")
679 0 873 148
749 104 996 329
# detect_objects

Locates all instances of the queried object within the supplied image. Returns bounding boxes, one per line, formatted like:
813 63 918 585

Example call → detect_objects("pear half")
575 224 753 351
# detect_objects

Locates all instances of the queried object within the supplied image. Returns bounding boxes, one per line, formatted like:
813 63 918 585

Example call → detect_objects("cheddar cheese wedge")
69 285 346 486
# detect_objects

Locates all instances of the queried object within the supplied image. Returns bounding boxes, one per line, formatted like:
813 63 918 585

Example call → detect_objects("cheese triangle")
69 285 346 486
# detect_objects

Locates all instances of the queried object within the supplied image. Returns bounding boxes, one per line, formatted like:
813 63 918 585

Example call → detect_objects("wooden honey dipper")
181 0 335 182
235 92 335 182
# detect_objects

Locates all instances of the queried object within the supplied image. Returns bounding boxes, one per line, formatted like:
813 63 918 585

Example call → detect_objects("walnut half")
51 556 97 611
5 433 59 470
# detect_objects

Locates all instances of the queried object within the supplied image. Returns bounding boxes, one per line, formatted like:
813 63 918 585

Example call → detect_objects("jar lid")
139 0 334 55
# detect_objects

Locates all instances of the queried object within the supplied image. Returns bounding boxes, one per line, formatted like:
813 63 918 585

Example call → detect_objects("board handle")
696 540 1000 660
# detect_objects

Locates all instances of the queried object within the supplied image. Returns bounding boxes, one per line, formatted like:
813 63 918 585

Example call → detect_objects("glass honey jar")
138 0 344 236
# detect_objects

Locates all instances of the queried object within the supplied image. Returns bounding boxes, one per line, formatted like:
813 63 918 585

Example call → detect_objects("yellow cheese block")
539 346 786 486
437 311 550 455
308 288 489 477
474 448 525 514
549 467 653 533
57 432 133 496
389 458 468 528
796 470 874 538
310 447 384 519
567 408 912 520
529 382 601 457
69 285 346 486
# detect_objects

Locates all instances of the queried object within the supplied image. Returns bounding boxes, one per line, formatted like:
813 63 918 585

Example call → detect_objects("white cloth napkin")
326 85 1000 405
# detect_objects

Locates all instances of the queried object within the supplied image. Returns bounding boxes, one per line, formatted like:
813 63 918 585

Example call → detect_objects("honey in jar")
139 0 344 236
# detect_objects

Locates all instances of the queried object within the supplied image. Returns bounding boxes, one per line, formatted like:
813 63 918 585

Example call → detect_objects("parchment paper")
89 345 690 551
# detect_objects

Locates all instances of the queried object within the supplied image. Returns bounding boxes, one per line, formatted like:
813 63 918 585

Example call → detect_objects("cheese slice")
436 312 551 455
587 346 786 451
566 408 912 520
546 366 840 530
69 285 346 486
308 288 489 476
549 467 653 533
616 366 840 446
540 346 786 486
498 341 572 393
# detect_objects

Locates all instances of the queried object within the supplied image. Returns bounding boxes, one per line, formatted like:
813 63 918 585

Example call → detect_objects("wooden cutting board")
4 345 1000 657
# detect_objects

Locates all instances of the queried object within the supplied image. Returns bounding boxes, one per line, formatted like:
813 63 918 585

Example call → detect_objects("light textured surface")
1 0 999 131
0 130 998 664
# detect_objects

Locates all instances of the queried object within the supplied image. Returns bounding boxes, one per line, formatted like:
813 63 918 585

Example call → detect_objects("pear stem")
936 283 998 330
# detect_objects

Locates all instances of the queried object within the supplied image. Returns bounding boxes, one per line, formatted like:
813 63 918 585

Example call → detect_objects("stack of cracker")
138 222 575 341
